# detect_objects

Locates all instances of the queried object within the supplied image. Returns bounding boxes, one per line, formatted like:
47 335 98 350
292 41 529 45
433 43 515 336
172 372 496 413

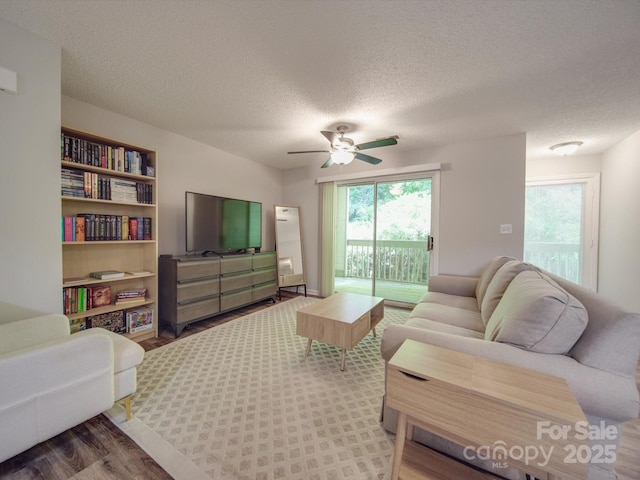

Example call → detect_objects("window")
524 174 600 289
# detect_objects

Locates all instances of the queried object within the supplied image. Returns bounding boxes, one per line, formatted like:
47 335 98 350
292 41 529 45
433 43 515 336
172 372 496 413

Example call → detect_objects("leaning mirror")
274 205 306 298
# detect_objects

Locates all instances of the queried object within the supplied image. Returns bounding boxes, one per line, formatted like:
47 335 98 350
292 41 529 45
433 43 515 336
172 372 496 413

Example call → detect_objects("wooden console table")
387 340 588 480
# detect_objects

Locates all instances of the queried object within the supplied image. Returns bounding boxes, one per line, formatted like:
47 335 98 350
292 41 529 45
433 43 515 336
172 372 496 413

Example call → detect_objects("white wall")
0 18 61 312
283 133 526 293
61 97 283 256
526 154 602 178
599 128 640 312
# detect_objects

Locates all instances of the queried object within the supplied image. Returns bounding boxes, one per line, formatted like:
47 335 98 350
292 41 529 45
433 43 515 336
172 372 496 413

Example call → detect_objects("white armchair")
0 301 144 463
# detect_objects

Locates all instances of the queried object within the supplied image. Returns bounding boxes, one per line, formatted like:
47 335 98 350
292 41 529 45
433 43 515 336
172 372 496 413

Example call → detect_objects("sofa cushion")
485 270 589 354
417 291 480 312
404 317 484 339
480 260 538 325
409 302 485 333
475 256 516 308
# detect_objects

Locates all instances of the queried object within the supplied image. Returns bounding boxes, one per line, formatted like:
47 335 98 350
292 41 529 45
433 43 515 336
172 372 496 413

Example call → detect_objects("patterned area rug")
110 297 410 479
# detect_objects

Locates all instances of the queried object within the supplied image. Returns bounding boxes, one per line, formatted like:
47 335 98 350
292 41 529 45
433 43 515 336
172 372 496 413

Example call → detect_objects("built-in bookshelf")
60 127 158 342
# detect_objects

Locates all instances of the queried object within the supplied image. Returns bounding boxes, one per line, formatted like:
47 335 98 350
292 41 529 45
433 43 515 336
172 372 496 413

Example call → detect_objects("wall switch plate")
500 224 513 234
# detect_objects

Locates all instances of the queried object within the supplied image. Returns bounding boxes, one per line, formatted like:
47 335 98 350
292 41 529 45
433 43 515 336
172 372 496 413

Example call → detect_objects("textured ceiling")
1 0 640 170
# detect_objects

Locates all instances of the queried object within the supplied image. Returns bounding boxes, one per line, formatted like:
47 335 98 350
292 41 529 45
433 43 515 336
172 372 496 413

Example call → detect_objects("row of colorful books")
63 285 112 314
63 286 147 314
69 307 154 335
61 133 154 177
62 167 153 204
62 215 152 242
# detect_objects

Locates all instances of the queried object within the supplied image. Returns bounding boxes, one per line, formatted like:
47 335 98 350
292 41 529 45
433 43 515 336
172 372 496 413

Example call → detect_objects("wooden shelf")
62 195 156 208
63 240 156 246
398 441 498 480
66 298 155 321
61 160 156 182
63 273 155 288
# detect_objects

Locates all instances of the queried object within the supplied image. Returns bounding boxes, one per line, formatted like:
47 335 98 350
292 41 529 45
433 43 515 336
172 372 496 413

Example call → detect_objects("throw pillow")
480 260 537 325
475 256 516 308
485 270 589 354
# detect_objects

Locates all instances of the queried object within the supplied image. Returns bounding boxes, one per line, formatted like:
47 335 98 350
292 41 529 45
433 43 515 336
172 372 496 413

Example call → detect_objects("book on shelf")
61 164 154 204
61 214 151 242
75 216 85 241
115 297 146 305
62 132 153 177
90 270 125 280
115 288 147 305
62 285 96 314
69 317 87 334
125 270 151 276
127 307 154 333
91 285 112 307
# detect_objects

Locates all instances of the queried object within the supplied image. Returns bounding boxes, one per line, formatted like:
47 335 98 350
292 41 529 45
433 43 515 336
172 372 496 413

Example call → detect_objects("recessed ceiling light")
550 141 583 156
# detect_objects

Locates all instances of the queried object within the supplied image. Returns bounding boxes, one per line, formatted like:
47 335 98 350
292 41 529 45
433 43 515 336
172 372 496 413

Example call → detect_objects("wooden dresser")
159 252 277 336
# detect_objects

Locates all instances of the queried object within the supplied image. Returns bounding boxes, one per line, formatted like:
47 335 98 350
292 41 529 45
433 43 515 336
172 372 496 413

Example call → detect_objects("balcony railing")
343 240 581 286
523 242 581 284
344 239 429 284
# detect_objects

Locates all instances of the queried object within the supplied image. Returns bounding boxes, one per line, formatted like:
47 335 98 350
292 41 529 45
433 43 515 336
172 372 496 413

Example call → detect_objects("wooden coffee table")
387 340 589 480
296 292 384 370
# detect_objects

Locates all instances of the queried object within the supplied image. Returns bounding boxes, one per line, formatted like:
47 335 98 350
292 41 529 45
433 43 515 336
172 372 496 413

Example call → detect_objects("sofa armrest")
0 333 114 407
0 333 115 463
381 325 639 422
0 314 70 355
428 275 478 297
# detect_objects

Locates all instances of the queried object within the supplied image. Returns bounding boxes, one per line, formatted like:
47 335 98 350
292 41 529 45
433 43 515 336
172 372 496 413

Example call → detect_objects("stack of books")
115 288 147 305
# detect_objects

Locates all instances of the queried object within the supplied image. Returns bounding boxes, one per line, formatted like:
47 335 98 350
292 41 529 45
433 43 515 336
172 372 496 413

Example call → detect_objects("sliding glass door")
334 177 433 304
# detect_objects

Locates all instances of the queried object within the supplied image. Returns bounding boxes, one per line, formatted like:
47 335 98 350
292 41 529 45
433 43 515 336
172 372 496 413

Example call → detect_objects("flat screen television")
185 191 262 254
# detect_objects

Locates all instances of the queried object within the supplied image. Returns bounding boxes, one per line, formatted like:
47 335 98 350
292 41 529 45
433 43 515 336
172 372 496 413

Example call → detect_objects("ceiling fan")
288 125 399 168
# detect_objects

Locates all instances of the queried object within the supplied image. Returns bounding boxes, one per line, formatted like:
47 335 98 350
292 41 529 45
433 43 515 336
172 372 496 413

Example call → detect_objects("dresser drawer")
252 281 277 300
220 255 252 274
177 297 220 324
177 259 220 281
221 288 253 311
220 271 253 292
351 311 371 344
253 267 276 285
386 367 470 428
177 278 220 303
253 252 276 269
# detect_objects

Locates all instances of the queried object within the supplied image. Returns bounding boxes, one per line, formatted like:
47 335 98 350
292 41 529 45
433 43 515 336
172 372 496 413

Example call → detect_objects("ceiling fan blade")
321 131 338 145
287 149 330 154
321 157 334 168
356 135 399 150
355 152 382 165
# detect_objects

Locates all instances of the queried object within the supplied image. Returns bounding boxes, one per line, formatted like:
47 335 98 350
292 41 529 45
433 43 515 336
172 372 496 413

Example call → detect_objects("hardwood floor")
1 292 638 479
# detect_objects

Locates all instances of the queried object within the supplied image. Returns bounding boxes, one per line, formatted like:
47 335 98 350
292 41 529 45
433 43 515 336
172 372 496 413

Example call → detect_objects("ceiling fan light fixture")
331 150 355 165
550 141 583 156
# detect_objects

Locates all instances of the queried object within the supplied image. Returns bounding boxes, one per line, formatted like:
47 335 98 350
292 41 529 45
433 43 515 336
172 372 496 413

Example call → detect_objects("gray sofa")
381 256 640 480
